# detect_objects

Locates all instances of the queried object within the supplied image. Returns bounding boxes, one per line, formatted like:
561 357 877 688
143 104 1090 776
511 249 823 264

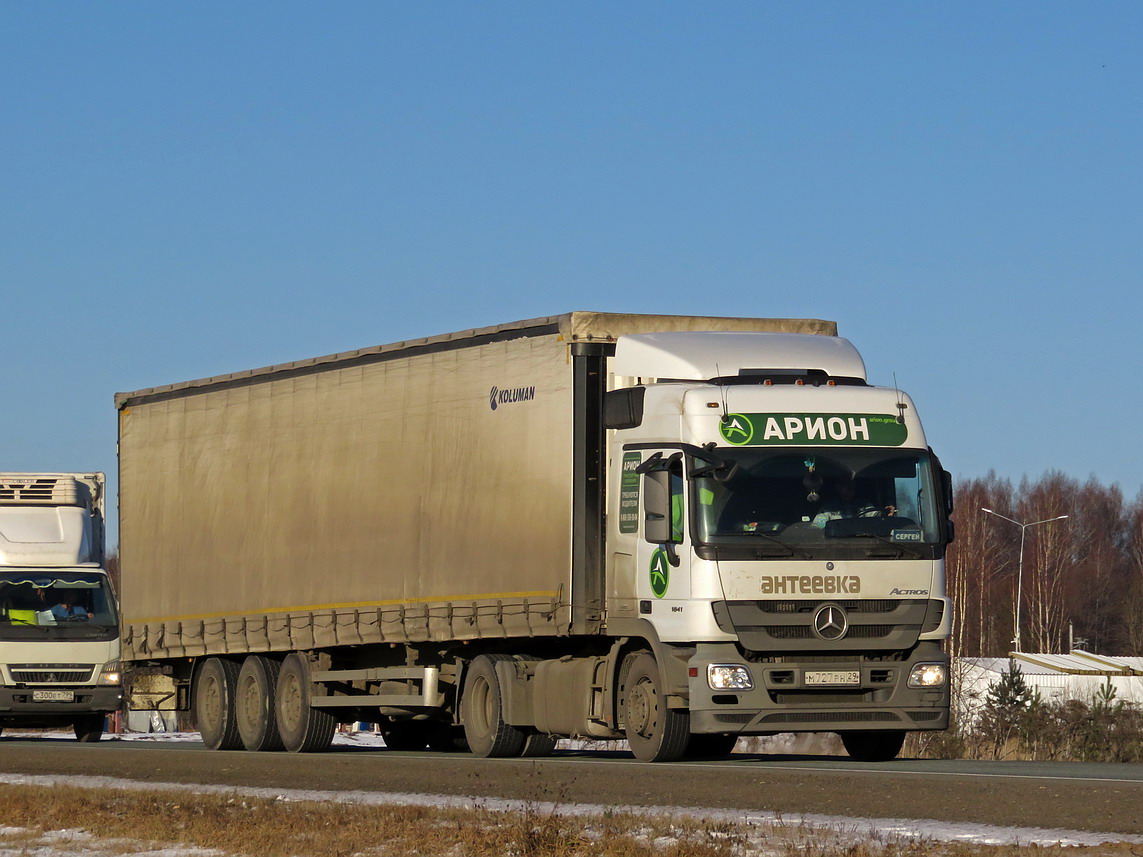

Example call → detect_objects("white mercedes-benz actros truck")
118 312 952 761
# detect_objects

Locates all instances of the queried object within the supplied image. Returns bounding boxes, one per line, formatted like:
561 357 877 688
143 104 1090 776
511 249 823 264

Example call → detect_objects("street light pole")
981 508 1069 653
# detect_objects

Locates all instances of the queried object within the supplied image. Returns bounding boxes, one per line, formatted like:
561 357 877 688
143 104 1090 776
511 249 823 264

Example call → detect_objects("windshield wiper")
742 531 813 559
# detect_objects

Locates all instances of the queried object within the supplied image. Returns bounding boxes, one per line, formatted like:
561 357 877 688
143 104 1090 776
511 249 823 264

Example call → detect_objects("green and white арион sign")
719 413 907 446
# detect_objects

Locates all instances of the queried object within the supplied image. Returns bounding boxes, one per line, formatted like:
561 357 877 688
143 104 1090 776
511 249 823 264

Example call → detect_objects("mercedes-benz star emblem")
813 604 848 640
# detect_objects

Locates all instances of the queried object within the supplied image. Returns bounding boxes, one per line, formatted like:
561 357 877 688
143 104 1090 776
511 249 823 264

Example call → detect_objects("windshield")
693 447 943 556
0 571 118 637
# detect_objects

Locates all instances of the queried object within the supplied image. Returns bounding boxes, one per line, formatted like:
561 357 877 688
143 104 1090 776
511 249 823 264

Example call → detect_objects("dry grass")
0 782 1138 857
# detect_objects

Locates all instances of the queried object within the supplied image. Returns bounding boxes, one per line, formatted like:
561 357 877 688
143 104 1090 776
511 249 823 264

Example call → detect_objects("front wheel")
621 653 689 762
840 730 906 762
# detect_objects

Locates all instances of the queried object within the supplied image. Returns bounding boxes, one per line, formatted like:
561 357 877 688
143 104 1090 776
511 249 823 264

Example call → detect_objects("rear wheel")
520 731 559 757
841 730 906 762
73 714 105 742
275 653 335 753
236 656 283 752
622 653 689 762
461 654 527 757
195 658 243 751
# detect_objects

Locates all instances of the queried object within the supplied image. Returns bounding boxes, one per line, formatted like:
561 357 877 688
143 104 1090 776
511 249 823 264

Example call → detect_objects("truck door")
635 451 693 635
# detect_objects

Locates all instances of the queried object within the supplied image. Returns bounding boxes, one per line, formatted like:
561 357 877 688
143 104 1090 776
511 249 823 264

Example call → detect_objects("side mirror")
604 387 646 430
643 470 671 544
940 469 955 515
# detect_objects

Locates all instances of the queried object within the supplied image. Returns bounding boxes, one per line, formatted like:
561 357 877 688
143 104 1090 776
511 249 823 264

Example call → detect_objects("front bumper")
0 686 122 726
687 642 949 735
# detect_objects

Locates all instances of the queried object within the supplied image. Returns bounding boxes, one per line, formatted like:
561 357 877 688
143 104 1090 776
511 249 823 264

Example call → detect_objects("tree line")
947 471 1143 657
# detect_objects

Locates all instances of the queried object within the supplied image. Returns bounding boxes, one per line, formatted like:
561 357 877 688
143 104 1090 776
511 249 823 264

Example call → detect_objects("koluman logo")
489 385 536 411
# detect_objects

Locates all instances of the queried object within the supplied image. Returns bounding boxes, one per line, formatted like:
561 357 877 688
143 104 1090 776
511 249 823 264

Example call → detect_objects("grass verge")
0 781 1139 857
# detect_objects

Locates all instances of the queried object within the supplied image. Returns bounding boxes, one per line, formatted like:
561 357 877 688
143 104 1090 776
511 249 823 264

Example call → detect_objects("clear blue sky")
3 3 1141 545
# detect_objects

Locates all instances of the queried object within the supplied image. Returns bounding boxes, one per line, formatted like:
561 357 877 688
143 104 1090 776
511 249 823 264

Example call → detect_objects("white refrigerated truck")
117 312 953 761
0 473 122 740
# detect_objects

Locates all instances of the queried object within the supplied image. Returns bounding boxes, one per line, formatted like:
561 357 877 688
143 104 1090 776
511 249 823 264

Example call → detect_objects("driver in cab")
51 591 93 621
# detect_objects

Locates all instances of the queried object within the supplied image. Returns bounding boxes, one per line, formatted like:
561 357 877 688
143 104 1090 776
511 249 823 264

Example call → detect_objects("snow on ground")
2 730 1142 851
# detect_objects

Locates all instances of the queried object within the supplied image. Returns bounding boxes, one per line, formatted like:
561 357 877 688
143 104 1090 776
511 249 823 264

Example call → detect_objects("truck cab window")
669 462 684 543
693 447 943 555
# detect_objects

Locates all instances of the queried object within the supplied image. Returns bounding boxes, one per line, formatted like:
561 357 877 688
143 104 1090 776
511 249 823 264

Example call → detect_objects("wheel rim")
628 678 656 739
202 675 223 729
237 672 261 737
471 675 492 737
279 671 302 731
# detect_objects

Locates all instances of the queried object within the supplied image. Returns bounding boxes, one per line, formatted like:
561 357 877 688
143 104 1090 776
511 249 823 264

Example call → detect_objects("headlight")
907 662 946 688
707 664 753 690
97 661 122 686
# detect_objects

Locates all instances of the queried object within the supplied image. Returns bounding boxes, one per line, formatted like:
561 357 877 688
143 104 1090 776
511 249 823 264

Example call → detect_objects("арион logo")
489 385 536 411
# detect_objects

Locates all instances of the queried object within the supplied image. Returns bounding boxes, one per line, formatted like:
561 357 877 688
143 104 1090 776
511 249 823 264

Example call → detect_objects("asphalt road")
1 737 1141 837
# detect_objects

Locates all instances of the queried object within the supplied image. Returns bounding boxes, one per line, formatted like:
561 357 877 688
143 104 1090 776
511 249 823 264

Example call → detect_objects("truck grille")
714 599 932 652
9 664 95 684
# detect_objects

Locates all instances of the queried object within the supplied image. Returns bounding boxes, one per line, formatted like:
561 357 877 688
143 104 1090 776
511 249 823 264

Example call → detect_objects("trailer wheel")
461 654 527 757
195 658 244 751
275 653 335 753
840 730 906 762
621 653 689 762
236 656 284 752
73 714 105 743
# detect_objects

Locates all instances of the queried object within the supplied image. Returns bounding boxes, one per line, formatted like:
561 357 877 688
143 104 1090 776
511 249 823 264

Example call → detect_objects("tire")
840 730 906 762
73 714 105 743
684 733 738 759
621 652 689 762
236 656 284 752
195 658 244 751
520 731 559 757
274 653 336 753
461 654 527 758
380 720 432 751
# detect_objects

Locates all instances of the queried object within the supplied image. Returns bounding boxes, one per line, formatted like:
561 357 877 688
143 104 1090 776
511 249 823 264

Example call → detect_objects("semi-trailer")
0 472 122 740
116 311 953 761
